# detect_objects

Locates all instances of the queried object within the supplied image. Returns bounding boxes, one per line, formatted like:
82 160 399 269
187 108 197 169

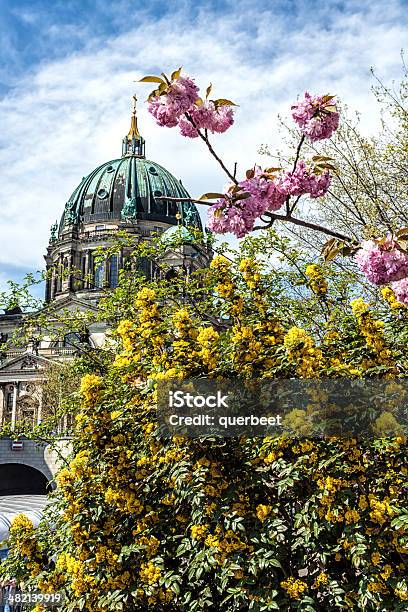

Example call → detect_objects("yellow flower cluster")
239 258 262 290
190 524 209 540
312 572 328 588
381 286 407 311
138 535 160 557
204 526 248 563
210 255 242 314
104 487 144 514
256 504 272 522
139 561 161 585
280 577 308 599
351 298 396 371
344 509 360 524
395 586 408 601
231 325 263 373
369 496 394 525
9 514 42 576
79 373 102 408
57 553 95 596
305 263 328 296
197 326 219 370
284 327 324 377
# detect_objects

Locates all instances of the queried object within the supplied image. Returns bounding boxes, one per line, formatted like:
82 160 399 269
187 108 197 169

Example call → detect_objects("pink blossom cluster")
178 102 234 137
207 200 256 238
207 168 286 238
148 77 234 135
355 238 408 285
279 161 331 198
207 163 331 238
291 92 339 141
392 278 408 306
148 76 200 127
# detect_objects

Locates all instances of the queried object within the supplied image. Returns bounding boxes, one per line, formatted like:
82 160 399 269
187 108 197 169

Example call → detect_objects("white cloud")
0 0 406 285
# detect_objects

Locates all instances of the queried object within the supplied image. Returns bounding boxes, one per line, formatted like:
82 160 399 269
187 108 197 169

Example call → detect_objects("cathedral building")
0 97 209 444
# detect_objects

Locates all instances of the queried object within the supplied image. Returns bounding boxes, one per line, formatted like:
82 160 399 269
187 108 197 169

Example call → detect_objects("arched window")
94 260 105 288
138 256 152 279
109 254 119 288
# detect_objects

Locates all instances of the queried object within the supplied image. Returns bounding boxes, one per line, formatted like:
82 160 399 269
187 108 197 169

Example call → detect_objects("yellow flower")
305 263 328 296
210 255 231 271
281 577 307 599
380 564 392 580
371 552 381 565
312 572 328 588
344 509 360 524
190 524 209 540
139 561 161 585
256 504 272 522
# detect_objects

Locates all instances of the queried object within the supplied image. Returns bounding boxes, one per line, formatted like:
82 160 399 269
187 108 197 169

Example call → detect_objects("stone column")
87 250 93 289
0 385 4 425
11 382 18 430
37 385 43 425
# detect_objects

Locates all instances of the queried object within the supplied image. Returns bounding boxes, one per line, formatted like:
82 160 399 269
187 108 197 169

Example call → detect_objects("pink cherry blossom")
355 238 408 285
148 76 199 127
279 161 311 196
208 105 234 133
391 278 408 307
206 163 332 237
178 116 199 137
291 92 339 141
178 101 234 138
148 98 179 127
207 200 255 238
279 162 331 199
308 172 331 198
206 168 287 238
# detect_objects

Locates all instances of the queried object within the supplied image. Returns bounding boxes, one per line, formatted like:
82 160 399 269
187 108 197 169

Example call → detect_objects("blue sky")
0 0 407 300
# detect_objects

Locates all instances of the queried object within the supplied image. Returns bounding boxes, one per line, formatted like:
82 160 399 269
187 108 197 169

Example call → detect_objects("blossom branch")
255 212 352 242
184 111 238 184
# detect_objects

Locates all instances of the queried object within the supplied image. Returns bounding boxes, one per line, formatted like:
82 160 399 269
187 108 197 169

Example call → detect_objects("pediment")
42 295 99 316
0 352 56 374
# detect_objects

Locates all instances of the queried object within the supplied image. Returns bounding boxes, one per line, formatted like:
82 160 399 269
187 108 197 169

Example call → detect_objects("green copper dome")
59 156 202 235
58 98 202 236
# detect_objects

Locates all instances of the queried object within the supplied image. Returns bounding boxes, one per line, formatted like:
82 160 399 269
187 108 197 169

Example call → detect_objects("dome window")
106 165 115 173
149 166 158 174
154 190 163 197
97 188 109 199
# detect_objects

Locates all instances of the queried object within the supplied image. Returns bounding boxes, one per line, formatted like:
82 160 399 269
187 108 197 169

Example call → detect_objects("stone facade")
0 438 71 483
0 101 210 488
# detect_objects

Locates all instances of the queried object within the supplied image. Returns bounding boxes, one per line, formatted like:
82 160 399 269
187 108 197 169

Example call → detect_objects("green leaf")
199 192 225 200
233 192 251 201
171 67 182 80
139 76 165 84
321 238 342 262
206 84 213 99
214 98 238 107
312 155 334 162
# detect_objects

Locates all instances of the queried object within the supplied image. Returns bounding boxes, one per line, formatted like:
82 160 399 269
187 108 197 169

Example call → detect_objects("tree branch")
255 212 352 242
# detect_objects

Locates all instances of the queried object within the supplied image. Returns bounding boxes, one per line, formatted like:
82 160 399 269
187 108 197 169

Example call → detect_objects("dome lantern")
122 94 145 157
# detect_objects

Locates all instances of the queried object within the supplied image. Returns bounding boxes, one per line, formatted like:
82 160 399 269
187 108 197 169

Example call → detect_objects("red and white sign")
11 440 24 451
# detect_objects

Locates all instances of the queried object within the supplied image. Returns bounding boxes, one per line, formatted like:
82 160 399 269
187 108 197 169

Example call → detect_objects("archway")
0 463 49 495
